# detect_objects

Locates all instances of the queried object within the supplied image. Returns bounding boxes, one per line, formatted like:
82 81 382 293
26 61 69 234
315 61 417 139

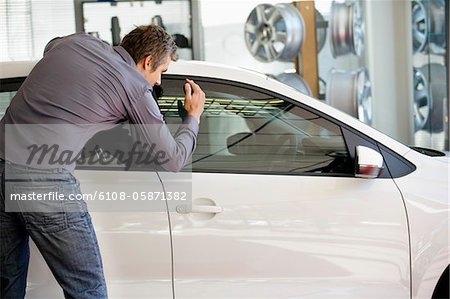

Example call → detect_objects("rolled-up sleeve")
127 90 199 172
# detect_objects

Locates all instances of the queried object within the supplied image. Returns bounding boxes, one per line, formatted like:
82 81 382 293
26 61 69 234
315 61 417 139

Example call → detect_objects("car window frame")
161 74 357 177
0 77 26 92
161 75 418 179
0 75 416 178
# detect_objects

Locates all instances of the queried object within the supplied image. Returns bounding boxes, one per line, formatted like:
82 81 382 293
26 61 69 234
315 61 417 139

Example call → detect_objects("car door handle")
176 204 223 214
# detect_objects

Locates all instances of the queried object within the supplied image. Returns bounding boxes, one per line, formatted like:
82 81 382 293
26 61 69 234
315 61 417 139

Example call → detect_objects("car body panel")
393 150 450 299
0 61 37 79
25 170 174 298
163 171 411 299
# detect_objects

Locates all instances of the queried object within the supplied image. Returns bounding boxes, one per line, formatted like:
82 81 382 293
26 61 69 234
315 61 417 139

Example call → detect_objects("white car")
0 61 449 299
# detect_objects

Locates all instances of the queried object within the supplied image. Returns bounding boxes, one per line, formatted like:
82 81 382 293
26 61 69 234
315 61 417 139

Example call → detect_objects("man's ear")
144 56 152 71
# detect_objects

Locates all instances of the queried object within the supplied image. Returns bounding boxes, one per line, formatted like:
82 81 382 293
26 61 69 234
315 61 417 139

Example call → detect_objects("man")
0 25 205 298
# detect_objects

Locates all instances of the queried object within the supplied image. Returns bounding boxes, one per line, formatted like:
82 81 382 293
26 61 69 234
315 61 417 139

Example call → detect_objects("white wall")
365 0 414 144
0 0 426 146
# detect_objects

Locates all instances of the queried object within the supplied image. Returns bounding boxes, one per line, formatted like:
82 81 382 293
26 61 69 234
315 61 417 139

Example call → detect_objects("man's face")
142 54 171 87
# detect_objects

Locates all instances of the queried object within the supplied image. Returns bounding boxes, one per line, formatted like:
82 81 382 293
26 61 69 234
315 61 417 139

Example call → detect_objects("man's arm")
127 80 205 172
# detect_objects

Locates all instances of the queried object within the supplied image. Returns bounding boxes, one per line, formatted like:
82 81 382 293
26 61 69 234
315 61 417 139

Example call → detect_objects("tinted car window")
0 91 16 119
0 76 352 175
159 77 353 176
0 76 24 118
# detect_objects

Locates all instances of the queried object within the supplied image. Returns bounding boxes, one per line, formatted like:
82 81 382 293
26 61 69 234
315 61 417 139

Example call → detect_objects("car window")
159 77 353 176
0 91 16 119
0 76 352 175
0 77 24 119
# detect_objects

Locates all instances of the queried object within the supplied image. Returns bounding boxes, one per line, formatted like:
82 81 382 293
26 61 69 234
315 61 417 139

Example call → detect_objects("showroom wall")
199 0 445 147
0 0 448 151
365 0 414 144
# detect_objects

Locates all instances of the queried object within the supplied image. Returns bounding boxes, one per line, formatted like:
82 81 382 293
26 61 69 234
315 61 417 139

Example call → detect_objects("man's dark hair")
120 24 178 71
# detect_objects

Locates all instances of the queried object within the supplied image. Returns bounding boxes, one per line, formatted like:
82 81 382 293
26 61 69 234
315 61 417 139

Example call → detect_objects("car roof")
0 61 37 79
0 59 412 157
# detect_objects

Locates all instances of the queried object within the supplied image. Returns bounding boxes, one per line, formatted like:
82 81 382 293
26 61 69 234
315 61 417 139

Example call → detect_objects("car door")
157 76 411 298
1 76 173 298
24 124 174 299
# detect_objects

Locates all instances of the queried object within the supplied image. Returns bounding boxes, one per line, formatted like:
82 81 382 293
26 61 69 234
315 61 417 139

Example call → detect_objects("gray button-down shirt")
0 33 199 172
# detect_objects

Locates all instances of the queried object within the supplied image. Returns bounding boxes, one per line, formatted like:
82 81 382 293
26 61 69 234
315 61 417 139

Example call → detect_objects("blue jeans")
0 159 108 298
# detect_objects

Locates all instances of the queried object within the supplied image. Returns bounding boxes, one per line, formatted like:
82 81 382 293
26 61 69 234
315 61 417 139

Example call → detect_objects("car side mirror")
355 145 384 179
